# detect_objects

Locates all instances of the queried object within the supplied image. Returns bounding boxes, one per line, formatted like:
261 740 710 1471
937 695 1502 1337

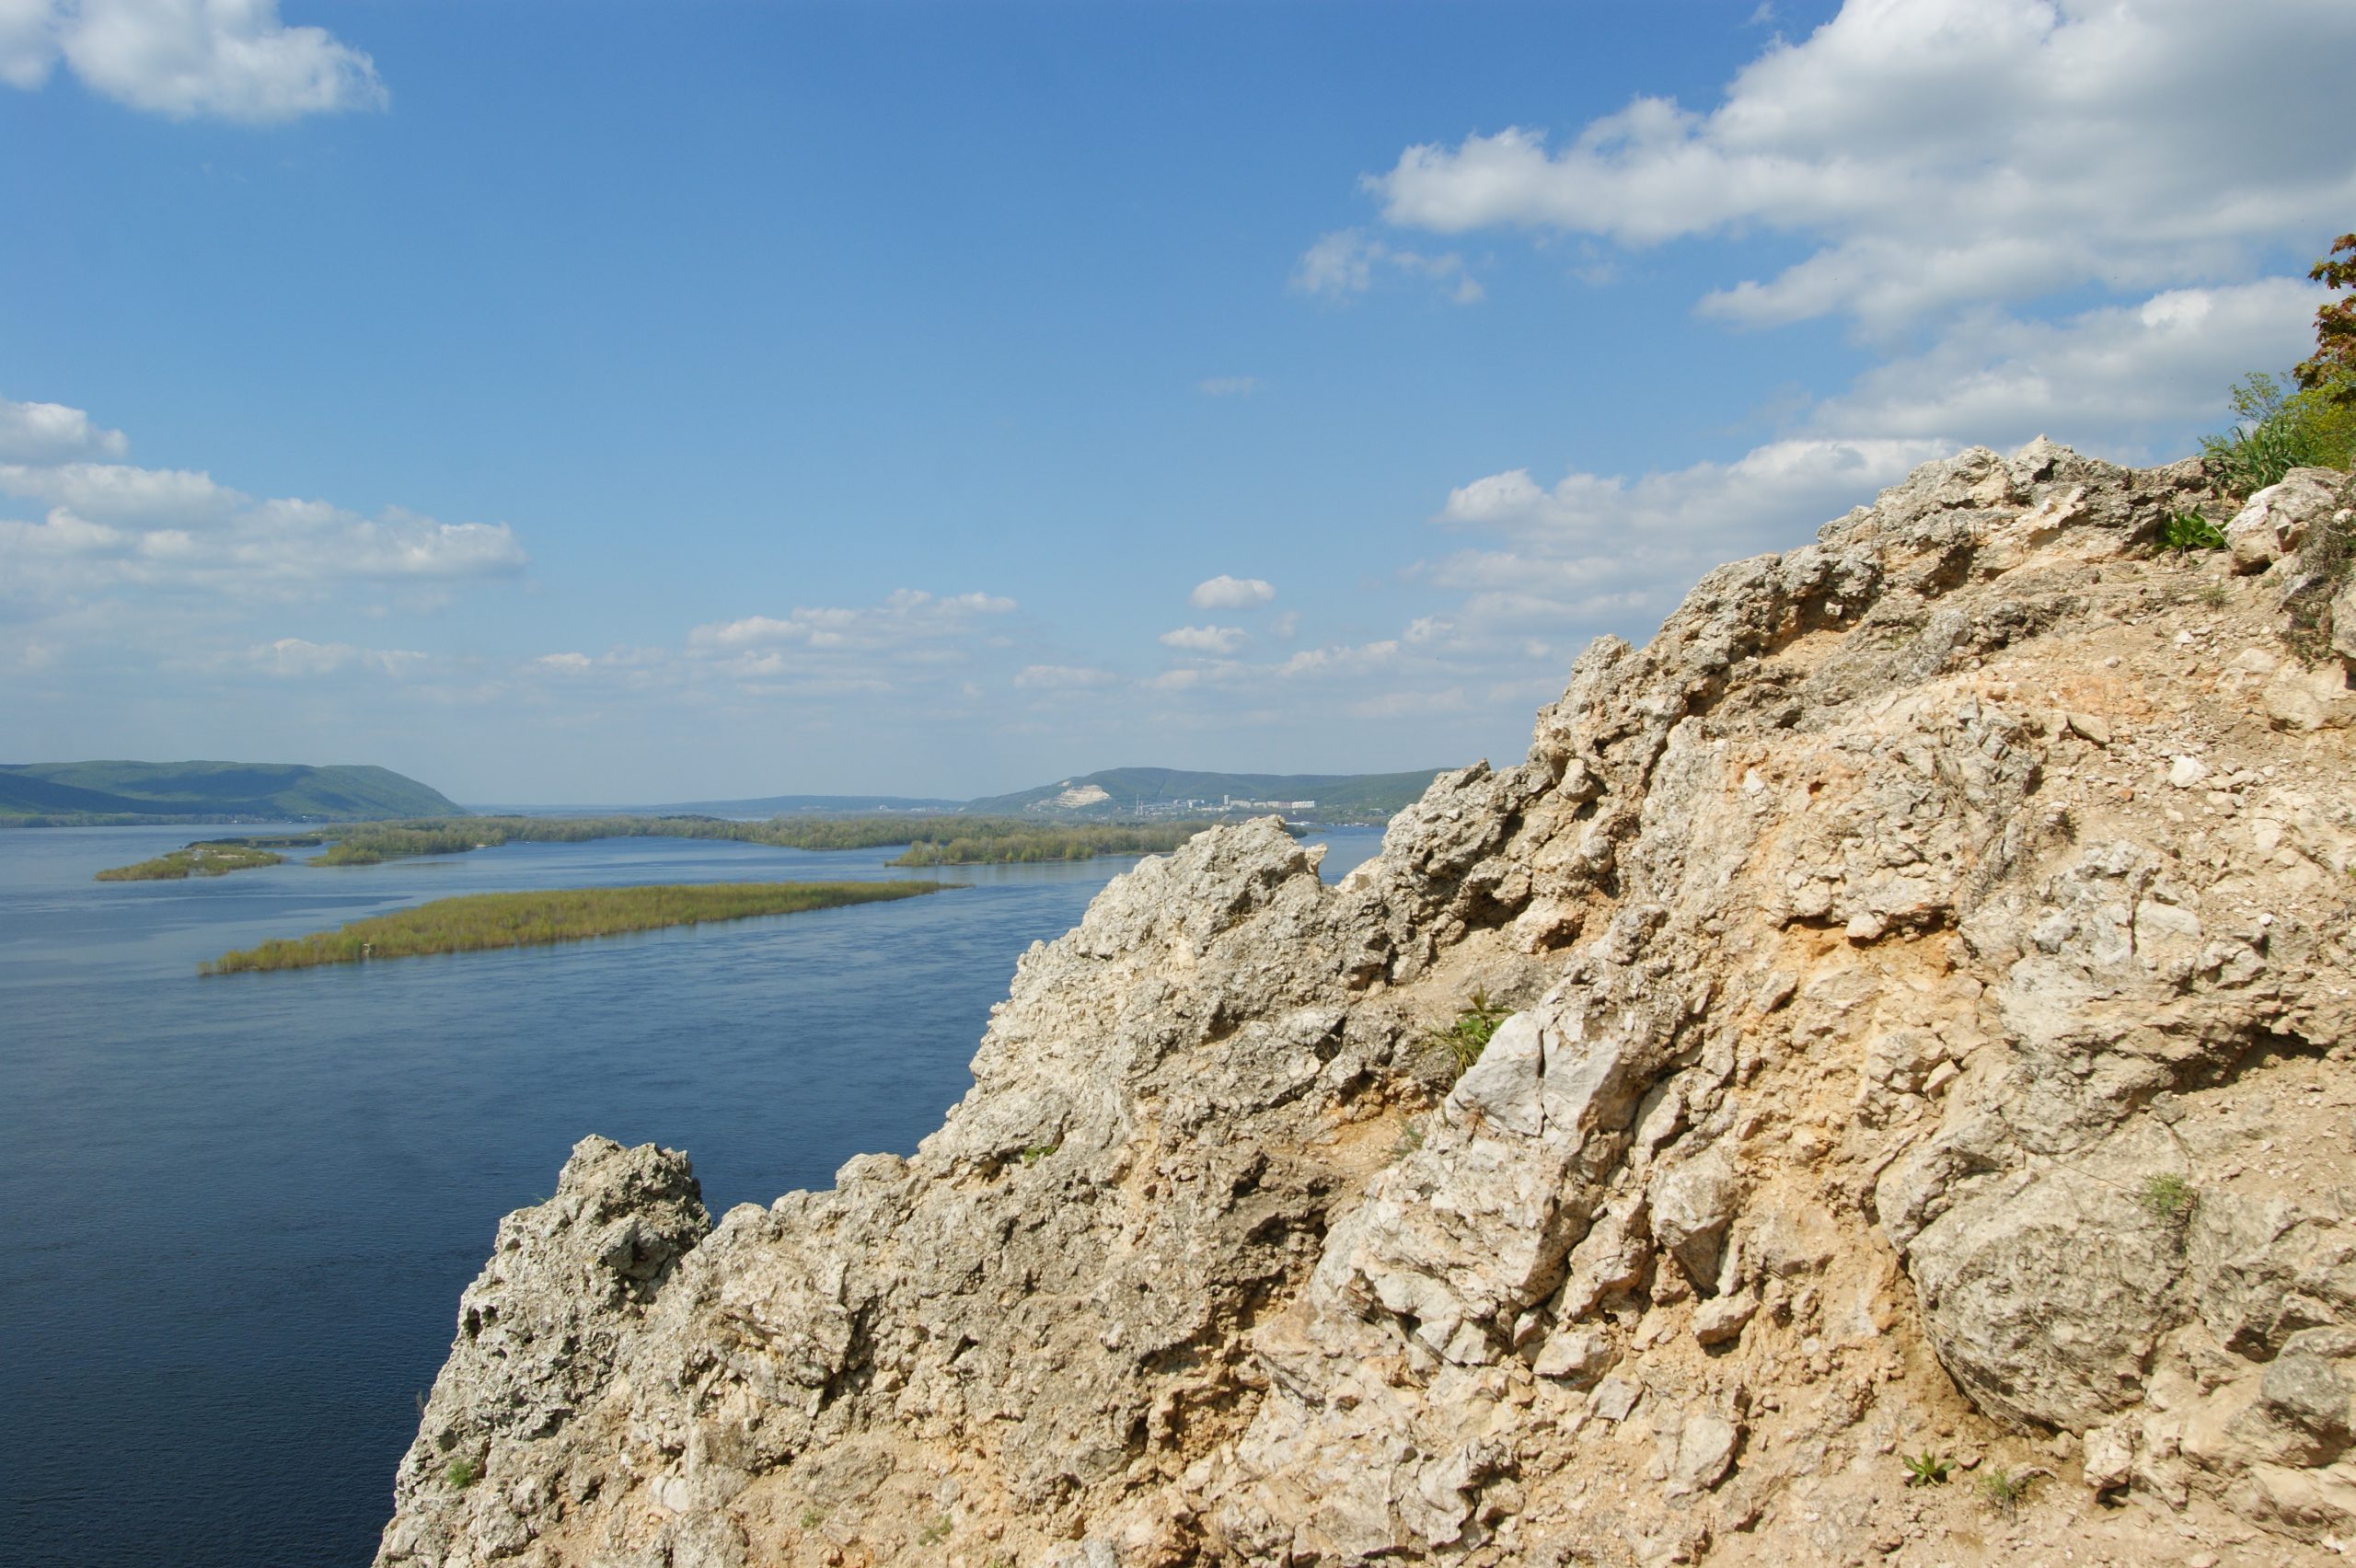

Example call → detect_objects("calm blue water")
0 824 1383 1568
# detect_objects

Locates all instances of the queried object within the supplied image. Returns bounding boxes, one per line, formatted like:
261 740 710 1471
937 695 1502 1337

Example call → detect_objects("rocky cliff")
379 443 2356 1568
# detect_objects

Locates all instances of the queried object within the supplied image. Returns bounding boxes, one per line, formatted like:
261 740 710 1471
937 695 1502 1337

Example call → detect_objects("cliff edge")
379 443 2356 1568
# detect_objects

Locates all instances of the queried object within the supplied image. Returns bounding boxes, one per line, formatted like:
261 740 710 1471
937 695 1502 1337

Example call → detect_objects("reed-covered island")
200 879 950 974
95 838 319 881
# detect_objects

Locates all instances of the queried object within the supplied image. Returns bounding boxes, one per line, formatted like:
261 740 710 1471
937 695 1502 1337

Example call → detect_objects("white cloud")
246 637 426 678
1276 640 1399 679
1 0 387 121
512 645 676 696
1188 573 1275 609
0 493 525 604
1195 375 1260 398
1346 686 1470 721
665 589 1027 705
1430 435 1947 626
1159 624 1247 654
0 387 525 686
1014 663 1118 690
1366 0 2356 328
1399 271 2319 683
690 589 1014 655
1292 228 1484 306
0 460 240 525
0 395 128 463
1808 279 2324 451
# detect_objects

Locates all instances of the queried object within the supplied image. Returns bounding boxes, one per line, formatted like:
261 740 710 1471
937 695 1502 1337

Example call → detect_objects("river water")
0 822 1384 1567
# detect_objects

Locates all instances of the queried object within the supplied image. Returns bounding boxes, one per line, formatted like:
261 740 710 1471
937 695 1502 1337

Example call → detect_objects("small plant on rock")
2140 1171 2196 1220
917 1516 953 1545
1978 1466 2035 1512
1429 988 1510 1081
798 1506 826 1530
1019 1142 1057 1166
445 1455 482 1490
1902 1450 1953 1487
2158 509 2228 552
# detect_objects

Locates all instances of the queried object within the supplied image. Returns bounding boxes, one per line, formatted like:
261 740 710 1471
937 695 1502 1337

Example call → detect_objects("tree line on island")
96 815 1245 880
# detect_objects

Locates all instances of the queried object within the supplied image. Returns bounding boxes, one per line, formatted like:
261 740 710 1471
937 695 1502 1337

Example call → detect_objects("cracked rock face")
380 442 2356 1567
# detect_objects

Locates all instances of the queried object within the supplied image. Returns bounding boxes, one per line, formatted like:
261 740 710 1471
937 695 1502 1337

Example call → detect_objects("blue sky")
4 1 2350 803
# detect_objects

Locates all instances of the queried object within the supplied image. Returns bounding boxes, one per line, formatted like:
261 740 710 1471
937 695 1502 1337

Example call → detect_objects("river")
0 821 1385 1567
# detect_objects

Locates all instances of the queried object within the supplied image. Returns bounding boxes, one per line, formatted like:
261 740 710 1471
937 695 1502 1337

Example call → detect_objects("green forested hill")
0 761 463 824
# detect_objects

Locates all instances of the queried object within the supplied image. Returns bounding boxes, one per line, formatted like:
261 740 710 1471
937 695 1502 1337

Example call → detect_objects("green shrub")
445 1455 482 1489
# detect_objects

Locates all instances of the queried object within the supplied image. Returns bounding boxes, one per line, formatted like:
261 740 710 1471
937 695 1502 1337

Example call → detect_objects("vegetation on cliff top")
2202 234 2356 495
200 880 950 974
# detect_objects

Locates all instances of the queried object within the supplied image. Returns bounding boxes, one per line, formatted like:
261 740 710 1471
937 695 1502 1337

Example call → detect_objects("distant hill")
963 766 1445 823
0 761 463 824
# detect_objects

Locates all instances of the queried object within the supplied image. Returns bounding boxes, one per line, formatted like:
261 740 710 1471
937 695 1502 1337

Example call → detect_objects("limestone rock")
2226 467 2347 571
377 441 2356 1568
2261 661 2355 731
1692 1290 1758 1347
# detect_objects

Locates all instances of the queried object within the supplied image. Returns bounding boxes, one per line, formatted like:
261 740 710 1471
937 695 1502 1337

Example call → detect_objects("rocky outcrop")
382 442 2356 1567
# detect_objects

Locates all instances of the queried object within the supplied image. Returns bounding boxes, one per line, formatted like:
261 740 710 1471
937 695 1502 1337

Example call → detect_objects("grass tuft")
2140 1171 2196 1220
1978 1466 2035 1512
